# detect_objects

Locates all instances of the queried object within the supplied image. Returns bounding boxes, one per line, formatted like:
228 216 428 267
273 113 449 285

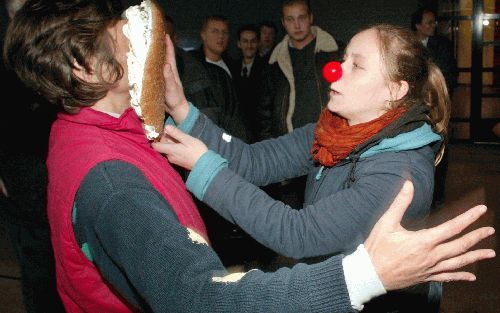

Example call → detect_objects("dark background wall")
141 0 432 56
313 0 421 48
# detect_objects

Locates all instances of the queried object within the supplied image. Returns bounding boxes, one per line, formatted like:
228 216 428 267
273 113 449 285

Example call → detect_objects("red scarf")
311 107 407 166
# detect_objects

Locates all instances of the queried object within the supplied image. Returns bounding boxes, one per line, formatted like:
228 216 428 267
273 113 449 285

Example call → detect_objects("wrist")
169 99 190 124
342 244 386 311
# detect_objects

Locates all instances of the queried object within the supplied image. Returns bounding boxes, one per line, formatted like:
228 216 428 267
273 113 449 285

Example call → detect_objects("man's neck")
243 56 255 65
203 47 222 62
259 46 272 56
92 93 131 117
416 32 429 41
290 33 315 50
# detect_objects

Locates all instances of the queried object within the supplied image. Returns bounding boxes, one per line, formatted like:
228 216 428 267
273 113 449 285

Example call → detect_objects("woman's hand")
366 181 495 291
163 34 189 123
152 125 208 170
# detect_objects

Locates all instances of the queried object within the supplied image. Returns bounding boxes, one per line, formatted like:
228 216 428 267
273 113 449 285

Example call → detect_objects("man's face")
238 30 258 59
259 25 275 50
281 3 313 45
416 11 436 38
201 20 229 58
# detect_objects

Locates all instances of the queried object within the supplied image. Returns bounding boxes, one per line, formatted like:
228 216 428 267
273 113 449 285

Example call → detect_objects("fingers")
163 124 189 143
374 181 414 230
430 248 495 275
151 140 173 155
427 205 488 246
427 272 477 282
433 226 495 261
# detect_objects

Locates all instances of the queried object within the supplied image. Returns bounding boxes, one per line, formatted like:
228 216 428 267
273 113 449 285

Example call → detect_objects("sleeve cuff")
342 244 387 311
186 150 228 200
165 102 200 134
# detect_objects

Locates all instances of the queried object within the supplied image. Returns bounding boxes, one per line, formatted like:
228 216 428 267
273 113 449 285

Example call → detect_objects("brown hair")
282 0 311 14
368 24 450 161
3 0 123 113
200 15 228 32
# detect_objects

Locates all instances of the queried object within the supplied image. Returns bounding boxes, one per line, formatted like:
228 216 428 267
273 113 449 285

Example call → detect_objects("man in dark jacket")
229 24 268 143
258 20 277 63
190 14 248 142
411 7 458 94
257 0 341 140
256 0 341 208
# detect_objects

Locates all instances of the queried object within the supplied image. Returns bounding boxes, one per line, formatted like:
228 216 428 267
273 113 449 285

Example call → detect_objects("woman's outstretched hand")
163 34 189 123
152 125 208 170
366 181 495 291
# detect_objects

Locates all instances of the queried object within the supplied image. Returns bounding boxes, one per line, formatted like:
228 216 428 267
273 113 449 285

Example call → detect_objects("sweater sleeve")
73 160 356 313
182 105 316 186
200 149 434 259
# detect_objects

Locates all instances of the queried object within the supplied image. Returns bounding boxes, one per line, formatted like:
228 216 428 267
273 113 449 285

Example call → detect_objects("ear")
72 59 97 83
237 40 242 49
281 18 285 28
389 80 409 102
310 12 314 24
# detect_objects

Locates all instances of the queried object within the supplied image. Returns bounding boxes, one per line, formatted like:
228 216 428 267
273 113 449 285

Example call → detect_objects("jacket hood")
348 103 442 160
361 123 441 159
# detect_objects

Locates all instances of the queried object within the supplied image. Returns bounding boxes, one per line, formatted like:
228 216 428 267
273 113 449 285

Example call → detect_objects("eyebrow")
351 53 366 62
284 13 308 19
343 50 367 61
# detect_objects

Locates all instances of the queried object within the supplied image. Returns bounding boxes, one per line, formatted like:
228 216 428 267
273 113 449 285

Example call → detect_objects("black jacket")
190 48 248 142
229 55 267 143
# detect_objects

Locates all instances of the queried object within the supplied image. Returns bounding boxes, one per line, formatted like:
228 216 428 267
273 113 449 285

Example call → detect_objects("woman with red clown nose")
156 24 451 312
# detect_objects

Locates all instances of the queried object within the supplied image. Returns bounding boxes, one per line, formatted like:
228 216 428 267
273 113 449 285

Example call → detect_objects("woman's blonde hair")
367 24 450 163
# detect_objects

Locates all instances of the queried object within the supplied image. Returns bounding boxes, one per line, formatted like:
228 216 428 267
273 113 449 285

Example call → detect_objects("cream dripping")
122 0 159 139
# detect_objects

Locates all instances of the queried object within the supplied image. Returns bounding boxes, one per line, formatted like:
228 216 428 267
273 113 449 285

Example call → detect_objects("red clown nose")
322 61 342 83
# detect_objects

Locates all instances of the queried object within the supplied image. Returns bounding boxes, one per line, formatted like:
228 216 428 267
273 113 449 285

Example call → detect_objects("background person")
411 7 458 210
256 0 341 209
258 20 277 62
229 24 268 144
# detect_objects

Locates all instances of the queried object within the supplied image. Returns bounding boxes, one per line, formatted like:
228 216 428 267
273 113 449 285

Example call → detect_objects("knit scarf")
311 107 407 166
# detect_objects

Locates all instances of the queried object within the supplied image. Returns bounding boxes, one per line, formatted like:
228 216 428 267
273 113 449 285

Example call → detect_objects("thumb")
165 34 175 63
164 34 181 85
163 124 189 144
374 180 414 231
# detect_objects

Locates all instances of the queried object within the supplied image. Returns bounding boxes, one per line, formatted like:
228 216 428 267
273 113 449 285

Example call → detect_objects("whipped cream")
122 0 152 119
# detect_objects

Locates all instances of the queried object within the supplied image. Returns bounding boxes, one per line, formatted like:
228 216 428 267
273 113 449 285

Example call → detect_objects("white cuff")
342 244 386 311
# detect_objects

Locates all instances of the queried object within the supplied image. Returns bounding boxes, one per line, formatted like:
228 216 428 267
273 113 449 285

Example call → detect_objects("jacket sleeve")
74 161 355 313
189 111 316 187
200 149 433 259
